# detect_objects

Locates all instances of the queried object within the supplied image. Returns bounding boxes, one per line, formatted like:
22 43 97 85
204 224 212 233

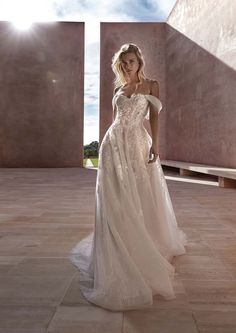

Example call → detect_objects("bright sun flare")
0 0 56 30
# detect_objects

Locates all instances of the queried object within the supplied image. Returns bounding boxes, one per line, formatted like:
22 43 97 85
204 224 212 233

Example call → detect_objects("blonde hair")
111 43 147 90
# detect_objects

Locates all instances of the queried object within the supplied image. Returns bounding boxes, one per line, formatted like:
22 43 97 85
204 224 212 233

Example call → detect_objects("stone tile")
0 167 236 332
0 235 48 250
182 280 236 304
189 303 236 312
188 220 229 230
198 228 236 240
0 256 24 266
5 258 77 276
193 310 236 333
217 258 236 279
61 273 91 306
123 309 198 333
0 214 33 223
29 214 94 226
46 305 123 333
175 255 234 280
0 246 29 256
0 274 74 306
205 239 236 258
23 242 76 257
44 231 93 243
184 240 215 256
0 264 14 275
222 218 236 231
0 305 55 333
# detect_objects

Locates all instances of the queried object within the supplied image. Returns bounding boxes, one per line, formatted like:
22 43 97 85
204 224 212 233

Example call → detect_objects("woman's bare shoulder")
145 78 159 98
143 78 159 92
145 78 159 85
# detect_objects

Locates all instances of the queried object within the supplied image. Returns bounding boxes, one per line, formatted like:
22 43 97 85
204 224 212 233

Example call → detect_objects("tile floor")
0 167 236 333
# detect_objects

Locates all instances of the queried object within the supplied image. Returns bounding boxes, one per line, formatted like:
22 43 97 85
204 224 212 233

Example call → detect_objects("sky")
0 0 177 145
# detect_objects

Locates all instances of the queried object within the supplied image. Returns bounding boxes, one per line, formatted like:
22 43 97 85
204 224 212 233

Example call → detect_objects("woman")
70 43 187 311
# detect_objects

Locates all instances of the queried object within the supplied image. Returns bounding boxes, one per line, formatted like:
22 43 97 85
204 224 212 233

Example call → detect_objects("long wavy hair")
111 43 147 90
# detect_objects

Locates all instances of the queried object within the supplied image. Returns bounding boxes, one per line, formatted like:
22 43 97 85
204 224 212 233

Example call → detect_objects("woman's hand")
148 144 159 163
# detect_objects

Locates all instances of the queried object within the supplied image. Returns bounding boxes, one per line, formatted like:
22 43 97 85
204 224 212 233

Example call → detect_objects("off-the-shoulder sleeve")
145 95 163 120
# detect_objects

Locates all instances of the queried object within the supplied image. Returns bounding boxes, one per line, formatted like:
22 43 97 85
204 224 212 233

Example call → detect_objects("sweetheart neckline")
119 93 147 99
113 93 161 102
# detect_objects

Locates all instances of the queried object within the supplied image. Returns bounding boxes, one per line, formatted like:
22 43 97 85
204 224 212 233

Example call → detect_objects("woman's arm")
112 104 117 122
148 80 160 163
112 87 119 122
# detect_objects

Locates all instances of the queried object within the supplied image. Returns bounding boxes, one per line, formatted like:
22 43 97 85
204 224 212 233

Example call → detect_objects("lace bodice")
112 93 163 125
99 92 163 180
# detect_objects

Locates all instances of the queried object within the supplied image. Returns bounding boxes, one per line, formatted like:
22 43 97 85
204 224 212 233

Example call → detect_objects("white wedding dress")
69 91 187 311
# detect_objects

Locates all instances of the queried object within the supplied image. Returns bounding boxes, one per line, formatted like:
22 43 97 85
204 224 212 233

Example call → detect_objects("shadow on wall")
165 25 236 168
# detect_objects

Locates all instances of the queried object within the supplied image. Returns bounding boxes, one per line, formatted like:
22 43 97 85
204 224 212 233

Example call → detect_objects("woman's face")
120 52 140 77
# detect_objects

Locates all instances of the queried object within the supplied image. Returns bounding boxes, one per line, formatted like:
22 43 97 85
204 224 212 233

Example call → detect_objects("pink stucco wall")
0 21 84 167
166 0 236 167
100 23 167 158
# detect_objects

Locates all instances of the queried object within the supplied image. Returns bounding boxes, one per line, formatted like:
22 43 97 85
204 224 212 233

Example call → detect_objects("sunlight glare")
12 19 33 30
165 175 218 186
0 0 56 30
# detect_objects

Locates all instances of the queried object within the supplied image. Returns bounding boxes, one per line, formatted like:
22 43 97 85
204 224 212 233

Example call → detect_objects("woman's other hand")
148 144 159 163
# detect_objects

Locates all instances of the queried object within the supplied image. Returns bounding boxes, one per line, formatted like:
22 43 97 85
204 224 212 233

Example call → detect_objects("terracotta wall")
100 23 167 158
0 21 84 167
166 0 236 167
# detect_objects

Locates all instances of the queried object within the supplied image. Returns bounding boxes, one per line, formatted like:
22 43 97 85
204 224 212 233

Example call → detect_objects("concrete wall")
100 23 167 158
166 0 236 167
0 22 84 167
